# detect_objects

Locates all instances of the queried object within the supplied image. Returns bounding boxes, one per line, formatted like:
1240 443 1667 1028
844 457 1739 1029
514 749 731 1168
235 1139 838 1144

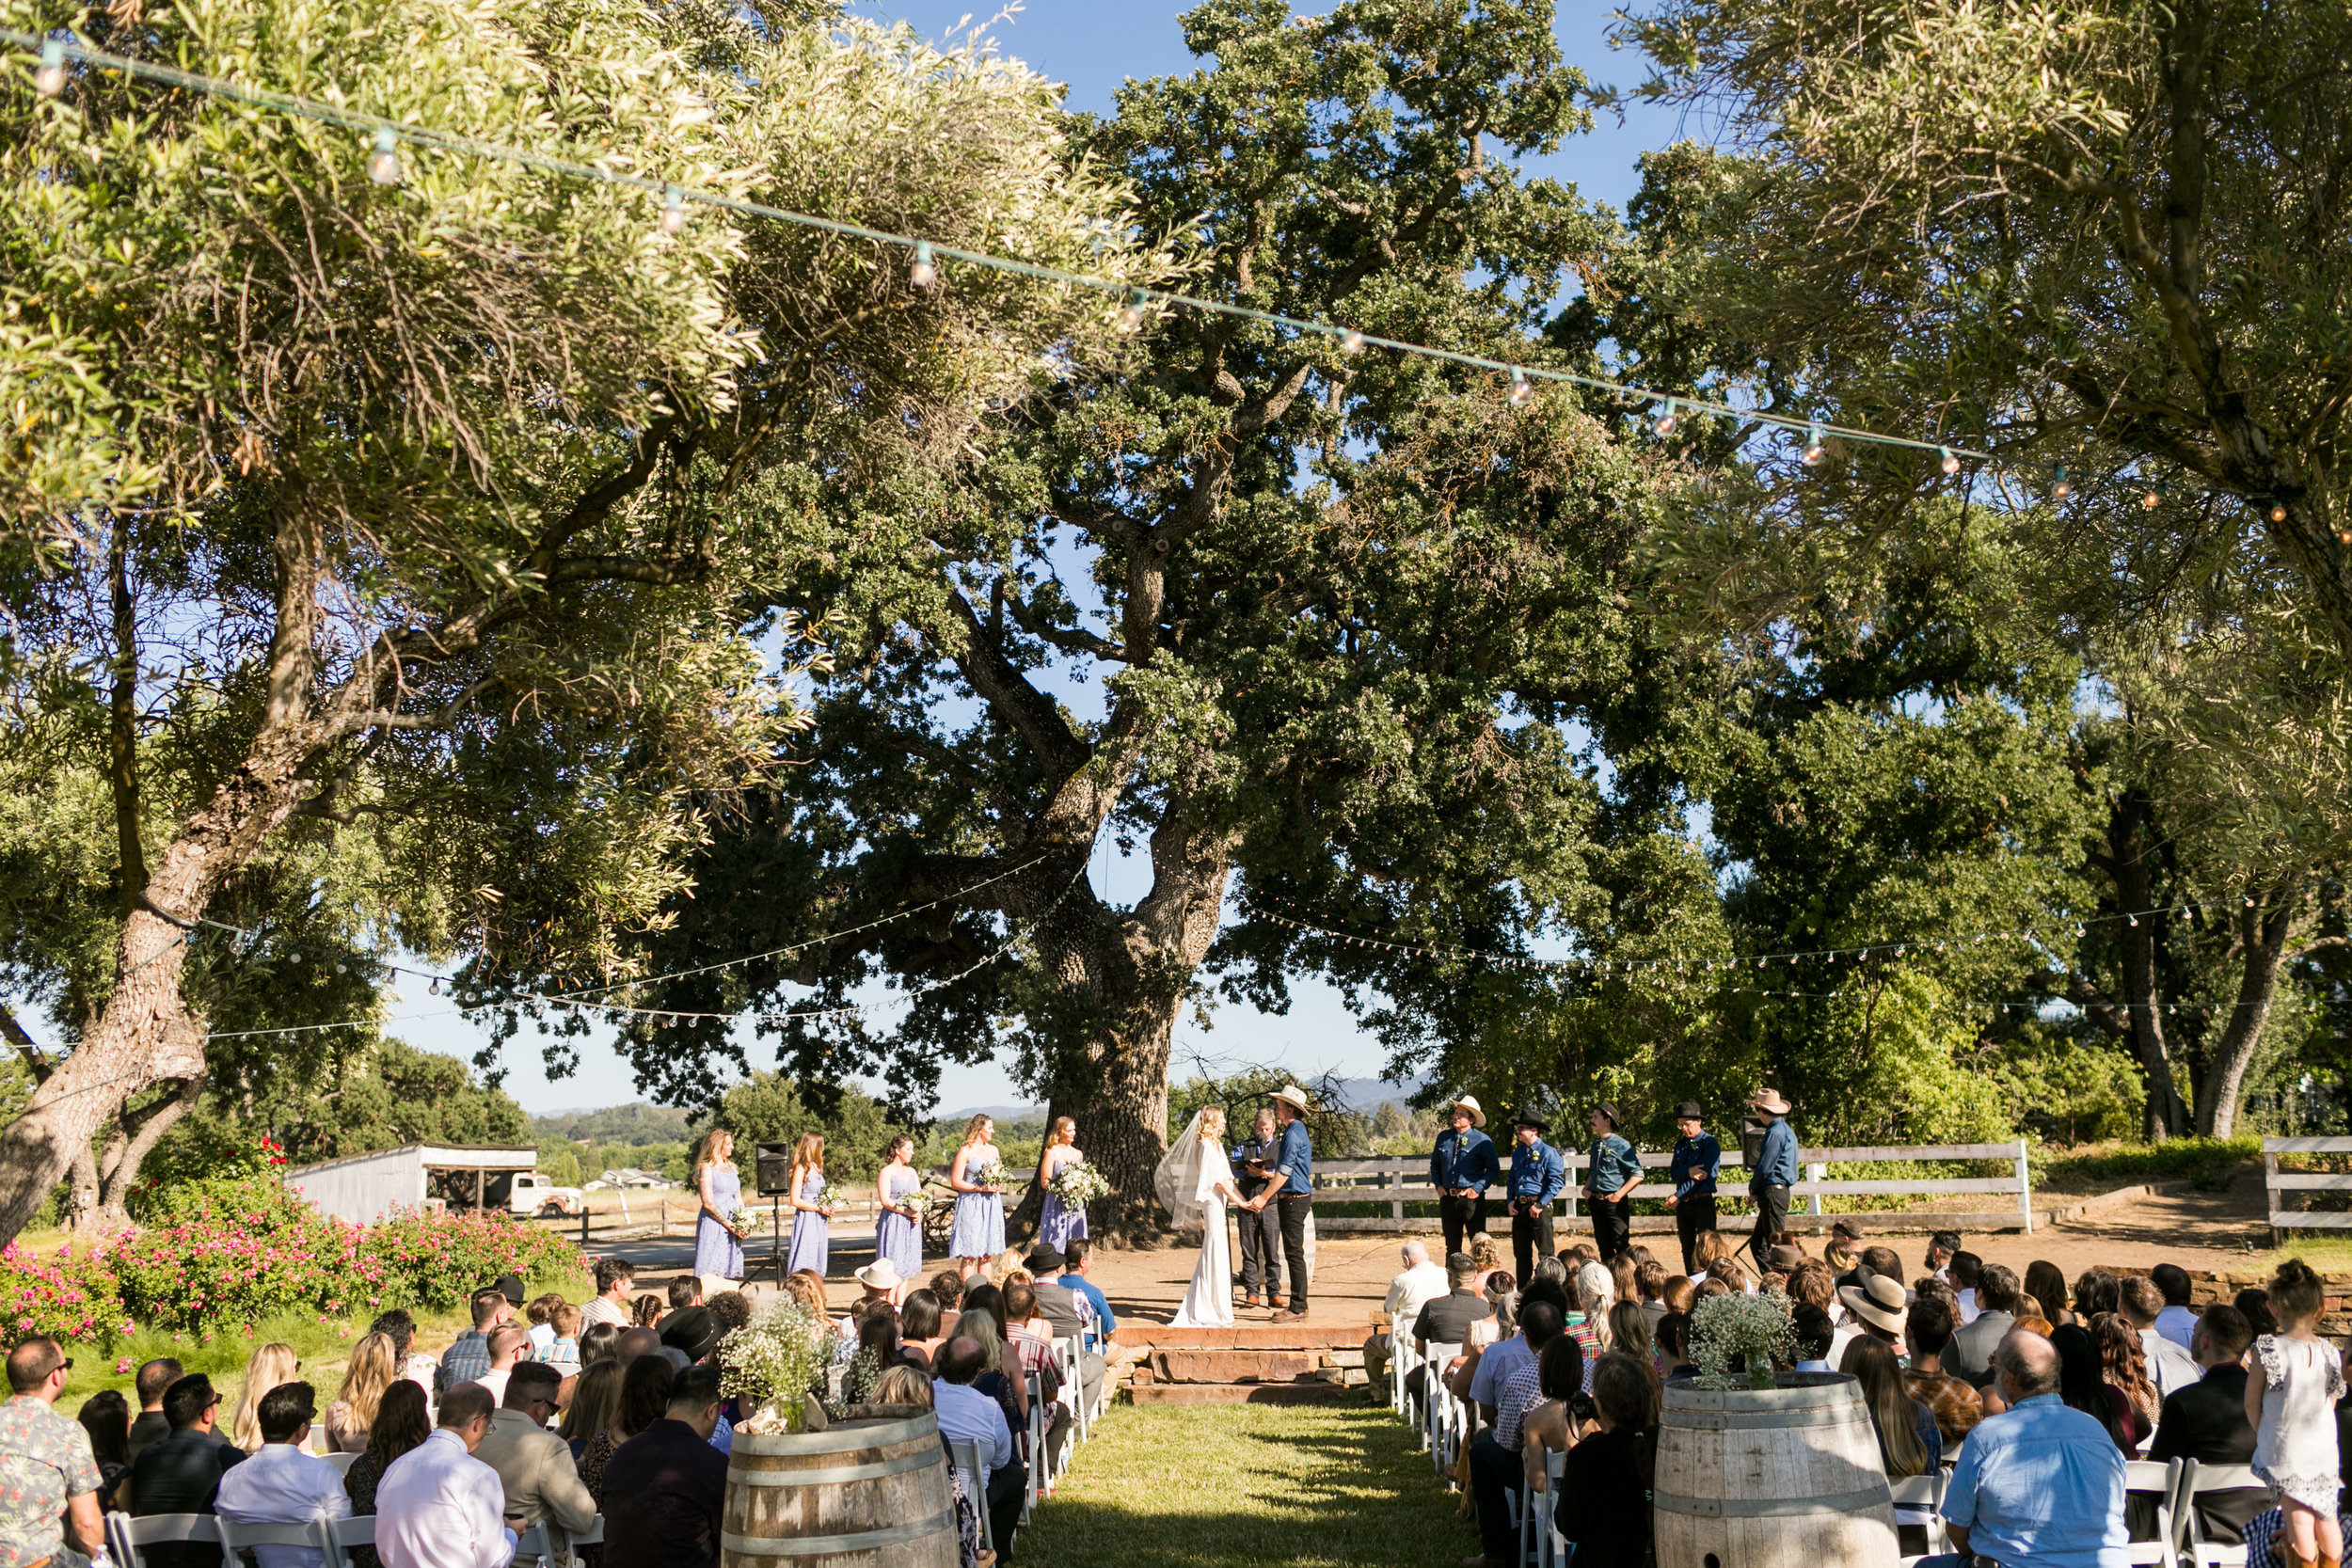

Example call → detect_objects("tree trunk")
2196 899 2292 1138
96 1071 205 1227
2107 794 2193 1139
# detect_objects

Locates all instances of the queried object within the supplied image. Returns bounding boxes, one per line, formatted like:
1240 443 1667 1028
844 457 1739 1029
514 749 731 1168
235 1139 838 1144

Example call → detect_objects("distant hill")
1328 1075 1427 1113
532 1102 695 1146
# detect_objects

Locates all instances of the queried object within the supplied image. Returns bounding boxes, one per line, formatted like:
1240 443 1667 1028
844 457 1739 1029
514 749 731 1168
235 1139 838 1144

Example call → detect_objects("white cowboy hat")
1448 1094 1486 1129
1837 1267 1909 1334
1270 1084 1312 1114
1750 1086 1793 1116
852 1259 903 1292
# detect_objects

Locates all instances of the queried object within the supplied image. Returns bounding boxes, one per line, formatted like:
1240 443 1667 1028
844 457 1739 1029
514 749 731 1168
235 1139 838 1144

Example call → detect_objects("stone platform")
1110 1323 1374 1405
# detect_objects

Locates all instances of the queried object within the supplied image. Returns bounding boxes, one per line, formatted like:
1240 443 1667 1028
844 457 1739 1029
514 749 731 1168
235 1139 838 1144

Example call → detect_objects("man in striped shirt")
1466 1300 1564 1568
580 1259 636 1330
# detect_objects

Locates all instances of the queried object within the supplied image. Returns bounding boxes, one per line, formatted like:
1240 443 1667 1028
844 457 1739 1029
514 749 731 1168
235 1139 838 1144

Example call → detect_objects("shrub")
358 1206 585 1311
0 1241 130 1346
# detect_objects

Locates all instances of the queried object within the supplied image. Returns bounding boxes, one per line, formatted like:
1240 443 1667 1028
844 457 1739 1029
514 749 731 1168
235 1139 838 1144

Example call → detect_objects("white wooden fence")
2265 1136 2352 1233
1309 1140 2034 1235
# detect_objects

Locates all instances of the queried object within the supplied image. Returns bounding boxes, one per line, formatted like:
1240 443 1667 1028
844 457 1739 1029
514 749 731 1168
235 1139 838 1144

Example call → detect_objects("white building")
285 1143 541 1223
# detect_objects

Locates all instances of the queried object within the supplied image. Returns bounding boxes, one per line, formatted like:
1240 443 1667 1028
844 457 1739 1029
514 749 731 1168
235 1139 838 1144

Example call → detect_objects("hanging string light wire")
6 25 2089 485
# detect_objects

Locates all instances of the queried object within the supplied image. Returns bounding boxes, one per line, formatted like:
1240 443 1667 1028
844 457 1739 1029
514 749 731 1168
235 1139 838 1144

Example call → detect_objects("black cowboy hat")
1592 1102 1623 1129
1511 1108 1548 1132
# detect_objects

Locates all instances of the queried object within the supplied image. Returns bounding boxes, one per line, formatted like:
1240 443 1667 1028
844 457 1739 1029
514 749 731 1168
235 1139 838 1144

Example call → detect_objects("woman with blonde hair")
692 1124 746 1288
947 1115 1007 1279
230 1342 299 1450
987 1248 1025 1288
785 1131 833 1279
1159 1105 1246 1328
874 1133 924 1281
1038 1115 1091 1252
1843 1337 1941 1550
325 1332 398 1452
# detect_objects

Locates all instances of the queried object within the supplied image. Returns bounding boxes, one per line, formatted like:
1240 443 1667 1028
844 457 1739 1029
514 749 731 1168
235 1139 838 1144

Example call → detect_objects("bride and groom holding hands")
1156 1083 1315 1326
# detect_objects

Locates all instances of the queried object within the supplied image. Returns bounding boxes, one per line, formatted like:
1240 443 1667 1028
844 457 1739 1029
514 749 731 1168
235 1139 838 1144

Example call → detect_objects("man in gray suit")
1947 1264 2022 1386
472 1362 598 1563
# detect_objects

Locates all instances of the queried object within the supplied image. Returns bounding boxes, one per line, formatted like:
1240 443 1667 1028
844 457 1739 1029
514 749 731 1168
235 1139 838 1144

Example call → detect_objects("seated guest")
1470 1279 1569 1425
1927 1230 1962 1281
1408 1254 1494 1423
872 1365 985 1568
326 1333 398 1453
901 1291 949 1366
1518 1335 1591 1495
580 1357 673 1513
578 1323 622 1371
1947 1264 2022 1386
1019 1248 1107 1407
1553 1353 1656 1568
600 1364 729 1568
525 1295 561 1360
853 1259 908 1311
473 1362 597 1560
2149 1305 2267 1544
1791 1304 1836 1373
1902 1296 1984 1448
76 1389 132 1509
342 1383 430 1568
439 1291 509 1392
2233 1287 2277 1337
2120 1275 2201 1399
1634 1260 1670 1335
582 1259 637 1330
2054 1323 2144 1454
1064 1240 1115 1338
934 1337 1025 1562
2150 1264 2199 1350
1837 1269 1908 1352
1932 1331 2127 1568
1467 1300 1565 1568
1656 1313 1698 1382
2074 1268 2122 1322
1843 1338 1940 1550
557 1361 623 1464
931 1269 968 1317
374 1385 512 1568
128 1358 187 1461
474 1327 530 1407
2090 1312 2160 1442
215 1382 350 1568
371 1311 439 1419
125 1374 246 1564
0 1336 103 1568
545 1303 583 1375
631 1293 665 1329
1949 1251 1984 1323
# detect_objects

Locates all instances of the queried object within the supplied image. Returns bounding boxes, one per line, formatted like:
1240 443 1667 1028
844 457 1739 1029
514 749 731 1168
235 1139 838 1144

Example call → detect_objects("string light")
365 127 401 185
1508 368 1533 406
33 37 64 95
1119 291 1148 332
1339 329 1364 354
2269 501 2289 523
2052 466 2071 499
660 185 688 236
1654 400 1677 436
908 240 936 288
1802 424 1828 467
2142 482 2164 510
1939 446 1961 475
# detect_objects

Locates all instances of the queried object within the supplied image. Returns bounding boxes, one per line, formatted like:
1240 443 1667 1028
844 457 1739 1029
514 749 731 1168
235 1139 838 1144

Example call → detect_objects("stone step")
1123 1380 1363 1406
1152 1349 1328 1384
1110 1323 1366 1352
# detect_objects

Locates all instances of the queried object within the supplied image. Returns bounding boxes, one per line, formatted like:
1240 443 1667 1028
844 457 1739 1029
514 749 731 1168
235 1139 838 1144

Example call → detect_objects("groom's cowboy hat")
1750 1086 1793 1116
1270 1084 1313 1115
1447 1094 1486 1129
1837 1267 1909 1335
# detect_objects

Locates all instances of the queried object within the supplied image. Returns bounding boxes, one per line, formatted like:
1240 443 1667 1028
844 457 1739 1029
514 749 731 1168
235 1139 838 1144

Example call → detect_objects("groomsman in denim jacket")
1428 1096 1501 1259
1503 1109 1565 1284
1582 1103 1645 1263
1663 1101 1721 1275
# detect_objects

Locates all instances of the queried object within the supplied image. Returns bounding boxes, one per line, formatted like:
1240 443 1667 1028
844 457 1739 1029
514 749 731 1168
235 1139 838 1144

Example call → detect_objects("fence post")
1391 1165 1404 1225
2016 1139 2032 1235
1565 1155 1579 1223
1804 1162 1825 1218
580 1202 588 1249
2266 1143 2280 1250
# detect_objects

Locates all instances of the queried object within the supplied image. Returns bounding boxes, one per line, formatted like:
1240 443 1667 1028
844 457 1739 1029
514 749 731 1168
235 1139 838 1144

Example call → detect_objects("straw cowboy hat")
1750 1086 1793 1116
1837 1267 1909 1334
1270 1084 1313 1114
851 1259 904 1293
1448 1094 1487 1129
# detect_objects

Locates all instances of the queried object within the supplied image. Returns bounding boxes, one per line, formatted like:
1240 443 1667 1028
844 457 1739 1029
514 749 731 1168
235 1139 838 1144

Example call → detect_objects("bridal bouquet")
815 1180 845 1212
1051 1162 1111 1207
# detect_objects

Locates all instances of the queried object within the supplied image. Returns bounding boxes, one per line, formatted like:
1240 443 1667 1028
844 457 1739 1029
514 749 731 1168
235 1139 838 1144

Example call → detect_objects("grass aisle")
1017 1401 1475 1566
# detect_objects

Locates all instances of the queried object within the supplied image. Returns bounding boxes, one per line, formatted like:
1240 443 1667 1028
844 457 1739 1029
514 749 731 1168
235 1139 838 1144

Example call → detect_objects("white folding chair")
1892 1469 1948 1567
221 1518 337 1565
1534 1448 1567 1568
323 1513 374 1568
1022 1370 1051 1518
107 1512 222 1568
321 1450 359 1476
1422 1341 1461 1470
2123 1457 2185 1568
1053 1337 1090 1444
946 1436 996 1556
511 1522 552 1564
2181 1460 2265 1568
1389 1331 1413 1417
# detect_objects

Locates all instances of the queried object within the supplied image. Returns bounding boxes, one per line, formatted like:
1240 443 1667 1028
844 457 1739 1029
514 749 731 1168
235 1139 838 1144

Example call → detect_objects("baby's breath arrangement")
1690 1291 1799 1390
717 1298 831 1432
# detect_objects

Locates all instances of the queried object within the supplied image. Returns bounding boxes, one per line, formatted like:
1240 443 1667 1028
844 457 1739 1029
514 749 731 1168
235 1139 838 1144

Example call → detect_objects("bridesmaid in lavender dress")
784 1132 834 1278
692 1127 746 1287
1037 1117 1089 1253
872 1134 924 1282
947 1115 1007 1279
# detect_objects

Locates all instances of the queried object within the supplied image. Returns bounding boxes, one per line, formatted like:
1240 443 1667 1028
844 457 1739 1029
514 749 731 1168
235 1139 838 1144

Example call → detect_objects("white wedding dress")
1159 1112 1235 1328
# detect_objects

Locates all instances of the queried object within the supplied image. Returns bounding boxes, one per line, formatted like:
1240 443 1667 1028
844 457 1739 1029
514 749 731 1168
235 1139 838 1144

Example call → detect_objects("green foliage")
532 1104 694 1148
703 1072 898 1186
1979 1033 2147 1148
2038 1137 2261 1194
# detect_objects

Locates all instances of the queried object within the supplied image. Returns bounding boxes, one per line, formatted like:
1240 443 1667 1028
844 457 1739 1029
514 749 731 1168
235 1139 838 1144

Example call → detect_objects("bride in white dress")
1159 1106 1245 1327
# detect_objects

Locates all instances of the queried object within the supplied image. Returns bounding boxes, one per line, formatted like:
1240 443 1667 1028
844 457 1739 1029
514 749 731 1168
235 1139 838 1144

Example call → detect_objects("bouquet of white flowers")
1689 1291 1799 1390
971 1153 1005 1194
718 1298 832 1433
1051 1162 1112 1206
816 1180 845 1212
729 1205 762 1235
895 1187 931 1224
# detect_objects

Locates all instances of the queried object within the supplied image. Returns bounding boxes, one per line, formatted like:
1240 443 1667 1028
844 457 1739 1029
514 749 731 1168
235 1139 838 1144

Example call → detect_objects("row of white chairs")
104 1511 606 1568
949 1331 1111 1558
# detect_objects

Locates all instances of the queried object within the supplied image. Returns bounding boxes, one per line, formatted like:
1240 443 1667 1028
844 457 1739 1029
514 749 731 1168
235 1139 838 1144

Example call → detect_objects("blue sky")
385 0 1695 1117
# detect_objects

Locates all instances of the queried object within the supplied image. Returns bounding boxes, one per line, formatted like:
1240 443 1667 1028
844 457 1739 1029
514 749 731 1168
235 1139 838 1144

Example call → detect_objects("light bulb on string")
2051 466 2071 499
1119 291 1149 332
366 128 402 186
1508 368 1533 406
429 977 440 996
908 241 936 288
1339 328 1364 355
35 39 67 96
2142 482 2165 510
2269 501 2289 524
1939 446 1961 475
1654 400 1677 436
1802 424 1827 467
660 186 688 236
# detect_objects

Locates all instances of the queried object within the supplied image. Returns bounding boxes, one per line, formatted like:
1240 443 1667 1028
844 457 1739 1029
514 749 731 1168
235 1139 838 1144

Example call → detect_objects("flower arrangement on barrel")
716 1295 834 1433
1688 1290 1799 1390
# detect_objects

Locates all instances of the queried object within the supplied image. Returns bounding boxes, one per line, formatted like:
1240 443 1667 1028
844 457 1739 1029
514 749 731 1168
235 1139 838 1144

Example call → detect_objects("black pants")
1235 1189 1281 1296
1439 1191 1489 1259
1676 1194 1717 1275
985 1460 1026 1560
1510 1203 1554 1284
1470 1434 1523 1563
1276 1195 1312 1310
1591 1196 1630 1261
1749 1183 1788 1273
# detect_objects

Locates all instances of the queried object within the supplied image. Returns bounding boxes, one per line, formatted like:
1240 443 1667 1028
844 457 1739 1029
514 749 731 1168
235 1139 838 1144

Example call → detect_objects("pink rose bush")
0 1240 128 1344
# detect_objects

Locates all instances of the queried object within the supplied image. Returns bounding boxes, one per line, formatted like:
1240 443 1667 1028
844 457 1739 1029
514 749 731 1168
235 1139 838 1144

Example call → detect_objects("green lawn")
1018 1400 1473 1567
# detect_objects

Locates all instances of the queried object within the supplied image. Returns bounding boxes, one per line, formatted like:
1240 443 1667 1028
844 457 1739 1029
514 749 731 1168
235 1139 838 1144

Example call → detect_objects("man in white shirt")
1365 1240 1449 1387
2151 1264 2201 1351
1950 1252 1984 1324
215 1382 350 1568
932 1338 1023 1556
471 1327 529 1408
2122 1275 2201 1398
376 1385 513 1568
580 1259 635 1330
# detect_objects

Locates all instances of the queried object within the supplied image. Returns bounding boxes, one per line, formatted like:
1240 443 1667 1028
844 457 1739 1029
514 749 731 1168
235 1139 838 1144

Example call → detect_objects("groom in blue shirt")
1747 1085 1800 1274
1245 1084 1316 1323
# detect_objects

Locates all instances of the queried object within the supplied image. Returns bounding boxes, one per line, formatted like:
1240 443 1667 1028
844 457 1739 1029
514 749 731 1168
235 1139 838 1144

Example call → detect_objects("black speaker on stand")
755 1141 793 1286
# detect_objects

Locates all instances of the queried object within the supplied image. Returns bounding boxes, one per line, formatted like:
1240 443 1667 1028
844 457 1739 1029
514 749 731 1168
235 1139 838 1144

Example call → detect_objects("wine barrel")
722 1405 959 1568
1653 1371 1897 1568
